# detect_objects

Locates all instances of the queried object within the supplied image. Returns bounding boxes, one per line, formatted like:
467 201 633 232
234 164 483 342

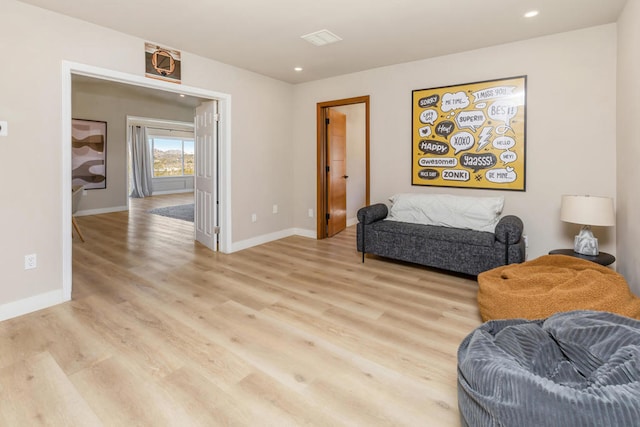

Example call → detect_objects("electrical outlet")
308 209 313 218
272 204 278 214
24 254 37 270
0 121 7 137
251 213 257 223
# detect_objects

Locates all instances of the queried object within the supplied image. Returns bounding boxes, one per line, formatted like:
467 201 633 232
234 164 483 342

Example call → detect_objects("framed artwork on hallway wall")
72 119 107 190
145 42 182 84
412 75 527 191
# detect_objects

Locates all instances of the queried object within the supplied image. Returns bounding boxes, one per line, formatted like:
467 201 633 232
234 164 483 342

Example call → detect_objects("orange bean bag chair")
477 254 640 321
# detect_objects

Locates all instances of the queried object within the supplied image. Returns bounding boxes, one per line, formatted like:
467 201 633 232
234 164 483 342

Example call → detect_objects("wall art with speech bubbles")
412 76 526 191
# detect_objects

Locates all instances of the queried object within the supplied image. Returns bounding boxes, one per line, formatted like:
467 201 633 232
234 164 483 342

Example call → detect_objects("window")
150 137 194 177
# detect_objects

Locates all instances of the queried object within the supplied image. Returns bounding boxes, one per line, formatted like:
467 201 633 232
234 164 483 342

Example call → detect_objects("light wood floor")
0 194 482 426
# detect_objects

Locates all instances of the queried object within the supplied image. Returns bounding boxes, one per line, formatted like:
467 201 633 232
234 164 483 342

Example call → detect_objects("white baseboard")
230 228 316 252
76 206 128 217
0 289 67 322
347 217 358 227
293 228 316 239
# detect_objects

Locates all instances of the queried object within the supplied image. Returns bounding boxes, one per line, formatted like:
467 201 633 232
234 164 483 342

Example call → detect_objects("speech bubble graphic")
441 91 470 112
488 100 518 127
475 102 487 109
435 121 455 139
418 126 432 138
419 140 449 155
492 136 516 150
418 157 458 168
460 153 497 173
419 109 438 125
455 110 486 132
450 131 475 155
442 169 470 182
486 167 517 183
418 168 439 180
472 86 516 103
418 95 440 109
500 150 517 164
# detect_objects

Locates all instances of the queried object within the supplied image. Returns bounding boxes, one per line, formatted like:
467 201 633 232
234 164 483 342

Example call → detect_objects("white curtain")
129 125 153 198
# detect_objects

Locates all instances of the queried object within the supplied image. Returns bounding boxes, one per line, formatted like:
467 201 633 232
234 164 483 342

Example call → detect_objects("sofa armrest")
357 203 388 225
494 215 523 244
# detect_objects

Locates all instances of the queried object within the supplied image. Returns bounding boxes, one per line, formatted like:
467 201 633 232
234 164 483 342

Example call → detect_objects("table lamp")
560 195 615 256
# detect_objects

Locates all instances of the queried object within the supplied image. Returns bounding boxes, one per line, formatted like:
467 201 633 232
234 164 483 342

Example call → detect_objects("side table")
548 249 615 266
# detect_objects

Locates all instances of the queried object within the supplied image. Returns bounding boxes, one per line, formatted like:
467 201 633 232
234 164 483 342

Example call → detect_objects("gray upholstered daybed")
356 194 525 276
458 310 640 427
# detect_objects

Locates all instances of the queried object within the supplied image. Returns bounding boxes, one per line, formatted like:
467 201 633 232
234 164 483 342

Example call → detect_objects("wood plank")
0 352 101 426
0 193 482 426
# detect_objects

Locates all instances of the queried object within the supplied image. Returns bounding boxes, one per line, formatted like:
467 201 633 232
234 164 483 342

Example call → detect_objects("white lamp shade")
560 195 615 227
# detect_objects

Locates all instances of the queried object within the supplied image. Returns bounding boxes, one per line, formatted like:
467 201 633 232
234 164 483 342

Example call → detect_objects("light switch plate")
0 121 7 136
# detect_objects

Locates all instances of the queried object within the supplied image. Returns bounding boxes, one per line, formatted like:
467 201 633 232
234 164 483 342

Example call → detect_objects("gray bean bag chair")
458 311 640 427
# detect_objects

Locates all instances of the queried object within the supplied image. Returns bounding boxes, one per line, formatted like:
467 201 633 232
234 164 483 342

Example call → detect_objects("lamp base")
574 225 598 256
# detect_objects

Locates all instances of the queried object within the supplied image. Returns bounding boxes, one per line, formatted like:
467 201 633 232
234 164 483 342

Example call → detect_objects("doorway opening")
61 61 232 300
316 96 370 239
125 102 221 254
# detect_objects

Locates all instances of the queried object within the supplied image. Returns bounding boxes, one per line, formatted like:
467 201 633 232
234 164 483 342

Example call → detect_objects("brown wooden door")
327 109 347 237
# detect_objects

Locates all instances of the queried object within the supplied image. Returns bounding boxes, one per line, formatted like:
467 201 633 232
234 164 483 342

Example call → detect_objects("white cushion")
388 193 504 232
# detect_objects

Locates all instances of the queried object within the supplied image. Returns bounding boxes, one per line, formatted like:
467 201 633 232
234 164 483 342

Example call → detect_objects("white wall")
617 0 640 296
0 0 293 316
72 79 196 213
292 24 618 262
332 104 366 226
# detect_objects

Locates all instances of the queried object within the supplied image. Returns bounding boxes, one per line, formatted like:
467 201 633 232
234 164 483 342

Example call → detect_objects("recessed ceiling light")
524 10 539 18
301 29 342 46
294 67 303 72
179 94 185 97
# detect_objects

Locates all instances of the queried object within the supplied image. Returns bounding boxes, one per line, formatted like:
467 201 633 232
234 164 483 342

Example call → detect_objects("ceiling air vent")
301 29 343 46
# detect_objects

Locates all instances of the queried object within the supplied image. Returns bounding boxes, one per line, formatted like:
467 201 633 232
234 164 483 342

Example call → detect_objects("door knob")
343 175 349 179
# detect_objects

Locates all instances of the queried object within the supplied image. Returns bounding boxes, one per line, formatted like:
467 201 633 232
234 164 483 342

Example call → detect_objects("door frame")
61 61 232 300
316 96 370 239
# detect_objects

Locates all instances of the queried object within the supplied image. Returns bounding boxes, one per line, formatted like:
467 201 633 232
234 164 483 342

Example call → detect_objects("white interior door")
195 101 218 251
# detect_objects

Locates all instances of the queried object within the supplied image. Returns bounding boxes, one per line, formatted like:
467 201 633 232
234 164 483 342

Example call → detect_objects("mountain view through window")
151 137 194 177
